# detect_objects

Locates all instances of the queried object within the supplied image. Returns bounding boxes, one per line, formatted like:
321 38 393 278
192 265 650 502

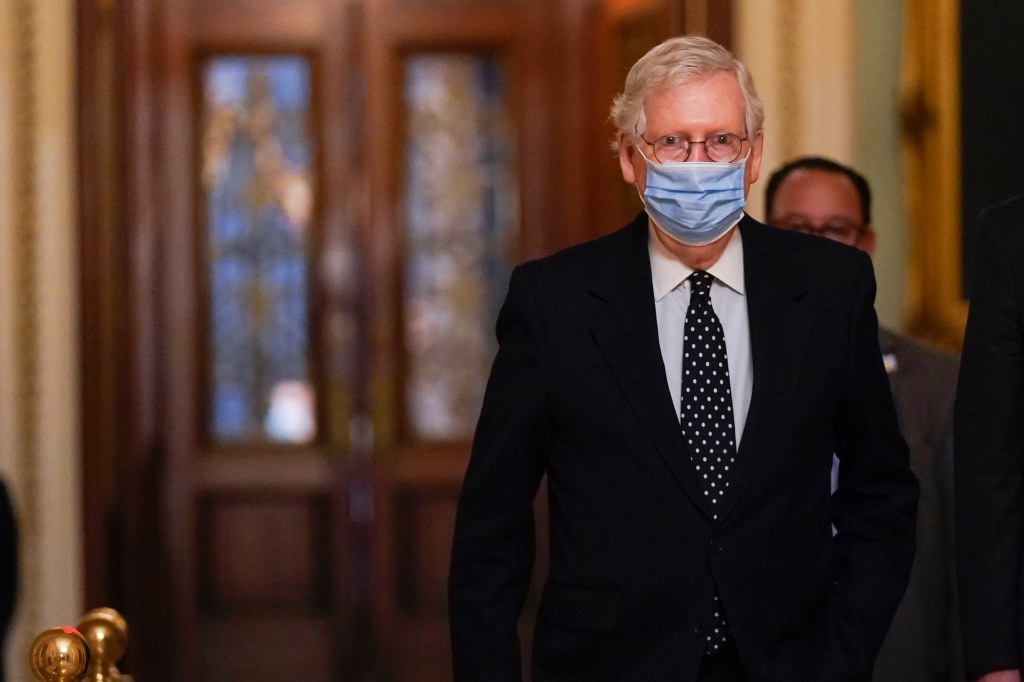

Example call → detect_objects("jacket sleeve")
448 264 549 681
955 207 1024 677
0 481 17 647
828 253 919 678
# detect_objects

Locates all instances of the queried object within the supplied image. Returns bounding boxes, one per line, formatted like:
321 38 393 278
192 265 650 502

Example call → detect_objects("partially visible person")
955 192 1024 682
0 479 18 681
765 156 962 682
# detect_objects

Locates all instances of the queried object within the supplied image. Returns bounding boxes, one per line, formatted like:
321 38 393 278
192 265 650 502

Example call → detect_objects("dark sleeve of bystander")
0 480 18 682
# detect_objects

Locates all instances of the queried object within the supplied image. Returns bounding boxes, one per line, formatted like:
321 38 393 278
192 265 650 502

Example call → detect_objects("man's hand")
975 671 1022 682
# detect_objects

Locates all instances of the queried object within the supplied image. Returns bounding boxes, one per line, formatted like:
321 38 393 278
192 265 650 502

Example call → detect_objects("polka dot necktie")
680 270 735 654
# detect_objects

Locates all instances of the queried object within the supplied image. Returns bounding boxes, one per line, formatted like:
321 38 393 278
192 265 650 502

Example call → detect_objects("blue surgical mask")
638 148 748 246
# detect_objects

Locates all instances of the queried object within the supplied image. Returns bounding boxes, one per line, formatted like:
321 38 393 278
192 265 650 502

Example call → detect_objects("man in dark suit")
765 156 962 681
448 35 918 681
955 193 1024 682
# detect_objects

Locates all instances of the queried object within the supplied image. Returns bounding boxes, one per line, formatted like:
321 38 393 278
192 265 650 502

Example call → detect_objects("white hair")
609 34 765 146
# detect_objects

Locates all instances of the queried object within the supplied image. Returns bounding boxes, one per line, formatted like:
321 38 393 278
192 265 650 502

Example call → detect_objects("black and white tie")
680 270 736 654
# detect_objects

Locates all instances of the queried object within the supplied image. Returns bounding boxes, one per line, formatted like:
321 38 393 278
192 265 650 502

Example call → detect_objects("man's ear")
747 130 764 185
618 132 638 184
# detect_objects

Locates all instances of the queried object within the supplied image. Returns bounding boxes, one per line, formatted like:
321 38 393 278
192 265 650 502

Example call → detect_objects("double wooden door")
77 0 727 679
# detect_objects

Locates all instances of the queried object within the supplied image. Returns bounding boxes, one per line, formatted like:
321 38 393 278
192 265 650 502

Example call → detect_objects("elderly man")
448 35 918 681
766 156 962 682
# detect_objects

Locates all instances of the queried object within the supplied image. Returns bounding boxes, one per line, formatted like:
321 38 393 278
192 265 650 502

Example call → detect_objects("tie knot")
689 271 713 297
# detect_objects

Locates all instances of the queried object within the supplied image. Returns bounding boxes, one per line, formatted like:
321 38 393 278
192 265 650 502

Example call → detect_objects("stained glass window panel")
402 53 518 441
202 54 317 445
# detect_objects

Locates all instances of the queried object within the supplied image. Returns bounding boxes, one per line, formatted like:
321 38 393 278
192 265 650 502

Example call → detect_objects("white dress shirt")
649 223 754 446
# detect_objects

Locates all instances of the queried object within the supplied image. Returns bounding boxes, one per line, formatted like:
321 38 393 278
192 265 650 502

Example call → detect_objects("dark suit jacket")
955 193 1024 678
449 214 918 682
873 329 962 682
0 479 18 681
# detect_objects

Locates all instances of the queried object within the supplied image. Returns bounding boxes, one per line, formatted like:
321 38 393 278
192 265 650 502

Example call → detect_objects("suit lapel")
587 216 715 520
714 218 811 523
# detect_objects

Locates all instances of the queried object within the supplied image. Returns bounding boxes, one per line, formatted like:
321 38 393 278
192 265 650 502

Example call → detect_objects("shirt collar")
648 222 746 301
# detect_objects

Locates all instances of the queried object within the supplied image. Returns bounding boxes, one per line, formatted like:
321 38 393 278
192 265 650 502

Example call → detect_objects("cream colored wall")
735 0 907 331
0 1 83 679
854 0 908 333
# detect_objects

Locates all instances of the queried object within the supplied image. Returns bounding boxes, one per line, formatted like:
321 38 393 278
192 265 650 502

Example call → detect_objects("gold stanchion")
28 627 90 681
28 607 132 682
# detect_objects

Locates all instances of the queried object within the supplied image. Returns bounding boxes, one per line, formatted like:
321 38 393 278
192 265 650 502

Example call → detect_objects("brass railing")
28 607 131 681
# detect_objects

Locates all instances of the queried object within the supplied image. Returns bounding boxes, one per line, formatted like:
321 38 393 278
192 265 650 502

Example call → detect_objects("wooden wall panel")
201 616 335 680
393 489 455 615
199 495 330 610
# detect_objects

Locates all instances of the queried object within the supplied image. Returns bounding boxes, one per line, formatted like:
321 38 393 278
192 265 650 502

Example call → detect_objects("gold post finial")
28 626 91 681
77 607 130 681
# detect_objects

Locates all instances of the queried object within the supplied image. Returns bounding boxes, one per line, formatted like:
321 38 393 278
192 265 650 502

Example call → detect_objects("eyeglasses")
773 219 866 245
638 132 748 163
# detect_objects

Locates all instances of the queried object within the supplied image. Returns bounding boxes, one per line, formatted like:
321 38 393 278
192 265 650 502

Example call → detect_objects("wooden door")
360 0 567 678
79 0 573 679
78 0 730 679
159 1 364 678
159 0 564 678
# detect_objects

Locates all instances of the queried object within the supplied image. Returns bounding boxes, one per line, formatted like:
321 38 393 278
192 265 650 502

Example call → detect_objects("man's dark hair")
764 156 872 225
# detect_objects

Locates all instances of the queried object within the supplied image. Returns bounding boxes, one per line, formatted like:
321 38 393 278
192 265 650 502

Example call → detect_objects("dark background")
960 1 1024 297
